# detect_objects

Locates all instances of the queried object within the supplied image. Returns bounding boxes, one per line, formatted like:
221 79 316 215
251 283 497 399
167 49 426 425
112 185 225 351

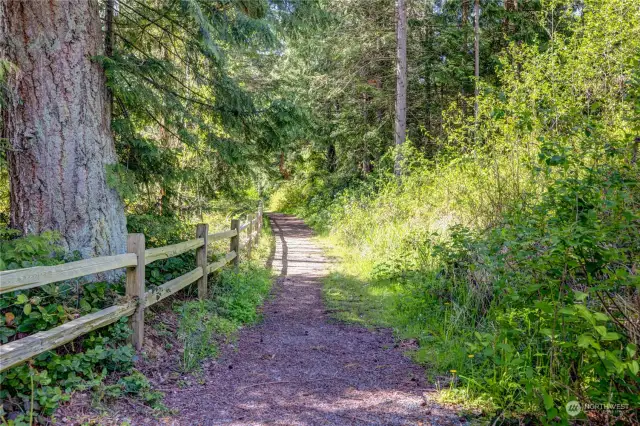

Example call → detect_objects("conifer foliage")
1 0 639 423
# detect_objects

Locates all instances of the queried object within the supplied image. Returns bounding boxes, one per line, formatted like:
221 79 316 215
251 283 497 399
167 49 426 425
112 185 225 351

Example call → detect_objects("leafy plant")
95 370 166 412
175 218 273 372
177 300 237 372
0 319 136 423
0 228 65 271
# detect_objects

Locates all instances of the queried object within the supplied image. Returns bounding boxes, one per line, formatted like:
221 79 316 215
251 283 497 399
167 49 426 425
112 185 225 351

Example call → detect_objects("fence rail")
0 253 139 294
144 239 204 265
0 203 264 372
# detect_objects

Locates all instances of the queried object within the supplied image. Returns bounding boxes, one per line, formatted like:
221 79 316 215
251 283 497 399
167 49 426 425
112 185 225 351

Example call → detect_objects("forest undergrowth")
0 213 274 425
270 2 640 422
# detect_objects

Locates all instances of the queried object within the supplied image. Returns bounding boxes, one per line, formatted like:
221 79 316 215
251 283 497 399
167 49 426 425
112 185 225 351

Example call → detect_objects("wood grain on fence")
144 267 203 306
0 254 137 294
0 205 264 372
145 238 204 265
209 229 237 241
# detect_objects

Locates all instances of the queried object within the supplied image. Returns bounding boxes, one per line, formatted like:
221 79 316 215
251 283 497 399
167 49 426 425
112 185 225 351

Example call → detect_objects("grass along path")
159 213 464 425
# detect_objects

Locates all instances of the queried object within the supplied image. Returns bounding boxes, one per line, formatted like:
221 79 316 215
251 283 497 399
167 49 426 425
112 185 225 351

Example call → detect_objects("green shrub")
273 2 640 420
177 300 238 371
126 214 192 247
0 318 135 424
0 228 65 271
212 264 272 324
100 370 165 411
311 149 639 422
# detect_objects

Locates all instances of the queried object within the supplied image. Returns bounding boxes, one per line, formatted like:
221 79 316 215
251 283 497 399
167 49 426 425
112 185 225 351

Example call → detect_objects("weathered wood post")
230 218 240 269
247 214 254 259
256 204 262 244
126 233 145 351
254 213 260 245
196 223 209 299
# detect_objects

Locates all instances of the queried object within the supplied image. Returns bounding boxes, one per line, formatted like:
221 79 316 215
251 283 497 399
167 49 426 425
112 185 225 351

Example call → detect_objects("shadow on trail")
270 213 288 277
162 213 462 426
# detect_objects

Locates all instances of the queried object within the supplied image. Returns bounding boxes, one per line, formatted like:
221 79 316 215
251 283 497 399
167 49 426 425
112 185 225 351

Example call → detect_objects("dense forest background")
271 0 640 422
1 0 639 423
1 0 310 257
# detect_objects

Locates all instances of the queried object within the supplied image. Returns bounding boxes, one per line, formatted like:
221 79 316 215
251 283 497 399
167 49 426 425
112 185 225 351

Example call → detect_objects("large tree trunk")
473 0 480 123
1 0 127 258
394 0 407 176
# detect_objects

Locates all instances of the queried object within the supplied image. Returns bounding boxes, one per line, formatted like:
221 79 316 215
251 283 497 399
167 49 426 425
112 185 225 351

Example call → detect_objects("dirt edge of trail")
58 213 465 426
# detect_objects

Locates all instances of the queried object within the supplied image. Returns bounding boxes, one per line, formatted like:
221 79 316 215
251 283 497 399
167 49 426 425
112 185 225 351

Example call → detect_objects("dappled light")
161 214 462 425
1 0 638 424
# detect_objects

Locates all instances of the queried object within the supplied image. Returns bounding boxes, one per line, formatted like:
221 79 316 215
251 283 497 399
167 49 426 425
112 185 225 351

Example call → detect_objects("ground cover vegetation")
269 0 640 423
1 0 639 424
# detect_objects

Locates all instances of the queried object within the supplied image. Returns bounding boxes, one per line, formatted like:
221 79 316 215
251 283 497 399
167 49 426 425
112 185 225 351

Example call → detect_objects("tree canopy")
1 0 639 423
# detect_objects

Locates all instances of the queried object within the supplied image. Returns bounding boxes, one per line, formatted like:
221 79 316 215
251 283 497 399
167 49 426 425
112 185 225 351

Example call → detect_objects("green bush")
96 370 166 412
0 319 135 425
0 228 65 271
271 2 640 421
212 264 272 324
177 300 238 371
126 214 192 247
285 145 639 422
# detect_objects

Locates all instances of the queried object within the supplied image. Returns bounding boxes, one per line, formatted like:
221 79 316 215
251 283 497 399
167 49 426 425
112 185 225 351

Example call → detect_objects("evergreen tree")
1 0 127 258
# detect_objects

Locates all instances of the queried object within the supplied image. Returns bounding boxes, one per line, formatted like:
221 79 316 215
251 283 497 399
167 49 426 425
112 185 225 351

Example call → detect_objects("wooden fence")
0 204 264 372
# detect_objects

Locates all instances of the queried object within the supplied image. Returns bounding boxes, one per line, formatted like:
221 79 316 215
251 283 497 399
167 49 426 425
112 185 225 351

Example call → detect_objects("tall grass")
177 217 274 372
269 2 640 422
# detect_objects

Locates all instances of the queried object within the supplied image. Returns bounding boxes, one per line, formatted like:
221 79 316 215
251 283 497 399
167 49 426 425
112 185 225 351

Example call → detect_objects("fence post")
126 233 145 351
247 214 253 259
255 209 260 245
259 201 263 228
230 218 240 268
196 223 208 299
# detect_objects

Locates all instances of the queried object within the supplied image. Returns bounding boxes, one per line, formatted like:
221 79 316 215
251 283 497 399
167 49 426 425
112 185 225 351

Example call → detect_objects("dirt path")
164 213 462 425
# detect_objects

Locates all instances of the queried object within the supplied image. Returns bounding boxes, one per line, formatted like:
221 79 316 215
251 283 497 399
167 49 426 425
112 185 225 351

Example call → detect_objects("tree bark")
1 0 127 258
474 0 480 122
105 0 115 58
326 143 337 173
503 0 517 35
394 0 407 176
279 152 290 179
461 0 470 26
